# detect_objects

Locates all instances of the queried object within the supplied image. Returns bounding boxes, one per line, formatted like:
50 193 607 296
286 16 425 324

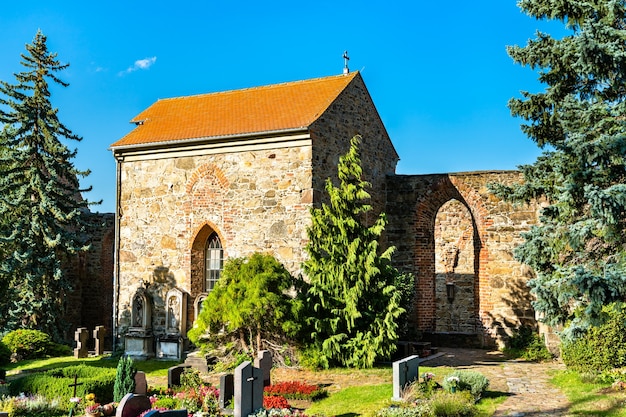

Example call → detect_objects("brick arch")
413 175 491 337
186 164 229 194
187 222 227 332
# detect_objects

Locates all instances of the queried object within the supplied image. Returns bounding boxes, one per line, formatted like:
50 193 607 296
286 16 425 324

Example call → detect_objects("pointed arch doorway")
434 199 478 333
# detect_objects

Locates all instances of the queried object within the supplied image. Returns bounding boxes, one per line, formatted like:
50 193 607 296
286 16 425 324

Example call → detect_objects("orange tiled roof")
111 72 359 148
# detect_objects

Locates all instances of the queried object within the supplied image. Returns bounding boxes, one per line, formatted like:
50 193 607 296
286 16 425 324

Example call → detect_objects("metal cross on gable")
343 50 350 74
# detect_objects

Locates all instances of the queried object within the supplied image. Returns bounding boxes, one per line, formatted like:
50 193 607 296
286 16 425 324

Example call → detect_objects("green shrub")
153 397 180 410
441 371 489 401
296 346 328 370
2 329 57 360
504 325 553 362
561 302 626 372
0 341 10 365
430 390 476 416
113 356 137 402
8 365 116 408
180 368 203 390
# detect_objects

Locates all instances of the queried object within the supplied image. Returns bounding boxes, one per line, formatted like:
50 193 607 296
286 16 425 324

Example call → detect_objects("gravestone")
234 361 263 417
134 371 148 395
167 365 190 388
392 355 420 401
74 327 89 359
115 393 151 417
219 373 234 409
93 326 106 356
253 350 272 387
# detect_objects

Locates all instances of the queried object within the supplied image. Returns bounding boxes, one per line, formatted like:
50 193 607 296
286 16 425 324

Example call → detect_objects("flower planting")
264 381 327 401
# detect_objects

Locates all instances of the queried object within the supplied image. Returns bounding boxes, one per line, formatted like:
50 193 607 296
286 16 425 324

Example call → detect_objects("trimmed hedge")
8 364 116 409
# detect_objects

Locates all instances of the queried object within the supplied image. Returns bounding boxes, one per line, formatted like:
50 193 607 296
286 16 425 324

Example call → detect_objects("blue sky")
0 1 563 213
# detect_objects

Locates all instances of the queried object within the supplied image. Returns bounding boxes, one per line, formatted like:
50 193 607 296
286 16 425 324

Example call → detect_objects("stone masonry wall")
386 171 540 347
116 145 313 339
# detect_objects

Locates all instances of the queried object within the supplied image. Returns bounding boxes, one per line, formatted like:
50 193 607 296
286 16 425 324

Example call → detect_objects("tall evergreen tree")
302 135 404 368
491 1 626 337
0 31 92 338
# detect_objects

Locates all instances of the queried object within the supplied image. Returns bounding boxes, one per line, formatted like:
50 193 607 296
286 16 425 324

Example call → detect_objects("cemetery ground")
2 348 626 416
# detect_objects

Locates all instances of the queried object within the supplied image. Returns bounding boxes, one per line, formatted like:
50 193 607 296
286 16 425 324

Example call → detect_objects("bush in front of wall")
504 325 553 362
561 302 626 373
1 329 68 360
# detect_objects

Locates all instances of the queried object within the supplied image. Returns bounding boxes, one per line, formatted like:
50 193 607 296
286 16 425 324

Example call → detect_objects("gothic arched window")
204 232 223 292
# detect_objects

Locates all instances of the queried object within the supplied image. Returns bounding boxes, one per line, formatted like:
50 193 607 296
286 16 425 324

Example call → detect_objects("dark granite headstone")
115 393 151 417
219 373 234 409
167 365 190 388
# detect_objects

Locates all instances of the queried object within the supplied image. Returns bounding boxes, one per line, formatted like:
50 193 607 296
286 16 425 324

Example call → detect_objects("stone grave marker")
93 326 106 356
74 327 89 359
253 350 272 387
134 371 148 395
234 361 263 417
115 393 151 417
392 355 420 401
167 365 190 389
219 373 234 409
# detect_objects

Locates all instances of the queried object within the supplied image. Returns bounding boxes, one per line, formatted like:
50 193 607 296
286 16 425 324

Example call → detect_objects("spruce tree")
0 31 92 338
302 135 404 368
491 1 626 337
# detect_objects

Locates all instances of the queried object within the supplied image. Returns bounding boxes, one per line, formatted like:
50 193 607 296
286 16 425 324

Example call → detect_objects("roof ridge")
156 71 359 102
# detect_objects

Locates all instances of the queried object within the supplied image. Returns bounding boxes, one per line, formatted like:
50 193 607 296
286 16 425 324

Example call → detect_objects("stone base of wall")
422 331 494 349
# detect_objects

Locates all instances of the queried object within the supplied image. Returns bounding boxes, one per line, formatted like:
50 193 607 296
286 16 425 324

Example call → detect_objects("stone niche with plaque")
125 286 154 360
156 287 188 360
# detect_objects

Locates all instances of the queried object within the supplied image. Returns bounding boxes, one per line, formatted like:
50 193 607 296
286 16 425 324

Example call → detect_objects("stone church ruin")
99 71 542 357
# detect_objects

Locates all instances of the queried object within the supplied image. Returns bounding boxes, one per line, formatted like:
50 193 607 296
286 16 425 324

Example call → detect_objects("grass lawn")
299 365 507 417
306 383 392 417
552 370 626 417
3 354 179 380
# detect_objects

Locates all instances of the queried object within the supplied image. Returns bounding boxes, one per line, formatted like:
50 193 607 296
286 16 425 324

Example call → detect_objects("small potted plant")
446 376 460 393
85 403 103 417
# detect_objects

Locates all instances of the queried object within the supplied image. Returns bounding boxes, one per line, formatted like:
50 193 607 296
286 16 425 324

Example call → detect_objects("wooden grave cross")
69 374 83 397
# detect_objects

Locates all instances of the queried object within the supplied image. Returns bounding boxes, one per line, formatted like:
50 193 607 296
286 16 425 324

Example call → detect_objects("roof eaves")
110 126 310 153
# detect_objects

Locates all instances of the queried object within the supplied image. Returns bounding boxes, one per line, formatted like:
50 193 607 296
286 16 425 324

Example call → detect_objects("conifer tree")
0 31 93 338
302 135 404 368
113 355 137 402
188 252 298 357
491 1 626 337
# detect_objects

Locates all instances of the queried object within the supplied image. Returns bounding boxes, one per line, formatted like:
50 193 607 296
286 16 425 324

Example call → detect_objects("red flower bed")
264 381 327 401
263 395 291 409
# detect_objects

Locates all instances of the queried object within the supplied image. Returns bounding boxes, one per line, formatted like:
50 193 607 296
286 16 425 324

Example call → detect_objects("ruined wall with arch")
386 171 540 347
